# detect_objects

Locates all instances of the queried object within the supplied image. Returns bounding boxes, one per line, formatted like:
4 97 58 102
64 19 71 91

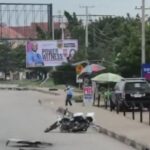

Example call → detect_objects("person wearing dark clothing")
97 92 101 107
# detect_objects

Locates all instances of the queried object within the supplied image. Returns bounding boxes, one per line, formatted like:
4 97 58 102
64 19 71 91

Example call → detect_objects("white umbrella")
92 72 123 83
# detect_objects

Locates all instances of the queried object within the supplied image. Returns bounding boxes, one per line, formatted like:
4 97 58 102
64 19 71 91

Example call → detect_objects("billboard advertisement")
142 64 150 80
26 40 78 67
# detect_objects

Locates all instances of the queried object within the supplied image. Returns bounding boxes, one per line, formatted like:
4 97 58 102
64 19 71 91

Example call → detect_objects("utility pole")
93 25 96 48
60 18 66 41
52 16 55 40
47 4 53 39
141 0 145 65
58 10 66 41
80 6 94 58
135 0 150 65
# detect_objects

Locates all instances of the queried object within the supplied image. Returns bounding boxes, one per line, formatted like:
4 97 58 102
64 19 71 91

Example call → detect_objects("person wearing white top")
65 85 73 106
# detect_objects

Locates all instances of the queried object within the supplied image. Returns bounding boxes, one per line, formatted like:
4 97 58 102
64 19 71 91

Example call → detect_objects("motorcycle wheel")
82 128 87 131
44 122 58 133
82 124 89 132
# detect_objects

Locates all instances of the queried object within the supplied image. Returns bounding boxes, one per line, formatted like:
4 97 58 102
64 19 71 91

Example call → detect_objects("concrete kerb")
0 87 29 91
30 88 60 95
97 126 149 150
0 86 60 96
0 86 150 150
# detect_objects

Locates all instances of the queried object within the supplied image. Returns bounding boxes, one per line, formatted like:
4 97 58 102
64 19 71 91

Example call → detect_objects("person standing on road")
65 85 73 106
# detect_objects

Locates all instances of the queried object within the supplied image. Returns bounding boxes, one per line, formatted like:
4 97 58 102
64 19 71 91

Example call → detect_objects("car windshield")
125 82 150 92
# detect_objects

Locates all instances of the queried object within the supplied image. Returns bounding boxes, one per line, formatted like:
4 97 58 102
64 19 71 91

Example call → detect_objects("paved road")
0 90 136 150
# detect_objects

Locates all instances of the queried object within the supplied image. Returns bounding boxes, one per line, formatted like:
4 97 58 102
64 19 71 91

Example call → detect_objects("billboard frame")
0 3 52 40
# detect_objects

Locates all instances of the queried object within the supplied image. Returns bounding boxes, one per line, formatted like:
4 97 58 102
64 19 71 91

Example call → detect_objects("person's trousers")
65 95 72 106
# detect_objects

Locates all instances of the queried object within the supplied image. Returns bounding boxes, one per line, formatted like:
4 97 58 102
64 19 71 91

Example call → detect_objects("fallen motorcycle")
44 109 94 133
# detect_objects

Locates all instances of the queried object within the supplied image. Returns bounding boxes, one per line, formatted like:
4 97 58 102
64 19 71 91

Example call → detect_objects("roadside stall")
78 64 105 105
91 72 124 107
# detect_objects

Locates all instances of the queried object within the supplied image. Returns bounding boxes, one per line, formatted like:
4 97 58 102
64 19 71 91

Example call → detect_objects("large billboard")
26 40 78 67
0 3 52 40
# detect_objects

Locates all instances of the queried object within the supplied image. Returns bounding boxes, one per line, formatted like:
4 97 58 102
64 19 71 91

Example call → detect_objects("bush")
52 64 76 85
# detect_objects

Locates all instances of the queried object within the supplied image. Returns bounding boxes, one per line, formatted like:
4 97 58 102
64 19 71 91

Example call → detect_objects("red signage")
83 86 93 104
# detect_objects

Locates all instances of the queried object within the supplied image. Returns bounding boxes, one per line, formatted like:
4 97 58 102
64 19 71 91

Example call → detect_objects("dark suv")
111 78 150 110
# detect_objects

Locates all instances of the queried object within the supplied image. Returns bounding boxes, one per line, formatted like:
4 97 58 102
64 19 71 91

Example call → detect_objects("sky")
0 0 150 17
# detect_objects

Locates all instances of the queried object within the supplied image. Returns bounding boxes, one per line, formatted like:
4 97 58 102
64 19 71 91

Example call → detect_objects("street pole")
135 0 150 64
135 0 150 76
85 6 88 56
47 4 53 39
80 5 94 58
60 15 66 41
141 0 145 65
52 16 55 40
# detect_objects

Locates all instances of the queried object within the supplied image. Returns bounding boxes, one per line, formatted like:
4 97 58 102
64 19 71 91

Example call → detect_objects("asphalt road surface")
0 90 136 150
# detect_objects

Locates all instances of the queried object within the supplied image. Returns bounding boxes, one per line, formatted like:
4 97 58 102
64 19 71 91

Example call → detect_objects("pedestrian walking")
65 85 74 106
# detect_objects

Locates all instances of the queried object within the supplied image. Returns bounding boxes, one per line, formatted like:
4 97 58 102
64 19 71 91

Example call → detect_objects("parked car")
110 78 150 110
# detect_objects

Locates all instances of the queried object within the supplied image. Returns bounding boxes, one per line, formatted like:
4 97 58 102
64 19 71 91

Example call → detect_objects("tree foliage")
0 12 149 80
64 11 147 77
0 43 25 79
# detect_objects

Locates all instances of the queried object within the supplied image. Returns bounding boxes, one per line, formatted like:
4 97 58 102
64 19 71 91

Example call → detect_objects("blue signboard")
142 64 150 80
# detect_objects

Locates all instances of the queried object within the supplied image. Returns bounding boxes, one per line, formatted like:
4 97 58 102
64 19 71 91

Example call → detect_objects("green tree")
64 11 86 61
0 43 13 79
11 45 26 70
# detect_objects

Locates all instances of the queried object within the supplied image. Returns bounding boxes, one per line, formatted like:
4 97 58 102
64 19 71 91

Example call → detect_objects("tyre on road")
44 121 58 132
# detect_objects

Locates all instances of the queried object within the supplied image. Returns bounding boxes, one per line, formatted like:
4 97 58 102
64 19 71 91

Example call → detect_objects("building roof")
0 26 24 39
10 26 34 39
0 22 68 39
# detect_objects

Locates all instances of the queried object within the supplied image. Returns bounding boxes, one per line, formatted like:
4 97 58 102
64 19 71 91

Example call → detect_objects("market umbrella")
78 64 106 78
91 72 123 83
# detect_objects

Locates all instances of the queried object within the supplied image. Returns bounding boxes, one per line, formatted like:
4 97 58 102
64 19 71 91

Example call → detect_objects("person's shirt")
66 87 73 96
27 51 44 66
104 90 112 100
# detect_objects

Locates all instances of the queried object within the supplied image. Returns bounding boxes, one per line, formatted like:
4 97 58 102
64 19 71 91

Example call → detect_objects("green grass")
0 79 84 102
0 79 84 92
0 79 42 87
0 79 66 89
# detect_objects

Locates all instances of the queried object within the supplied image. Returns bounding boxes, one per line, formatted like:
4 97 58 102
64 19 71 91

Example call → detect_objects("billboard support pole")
48 4 53 39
